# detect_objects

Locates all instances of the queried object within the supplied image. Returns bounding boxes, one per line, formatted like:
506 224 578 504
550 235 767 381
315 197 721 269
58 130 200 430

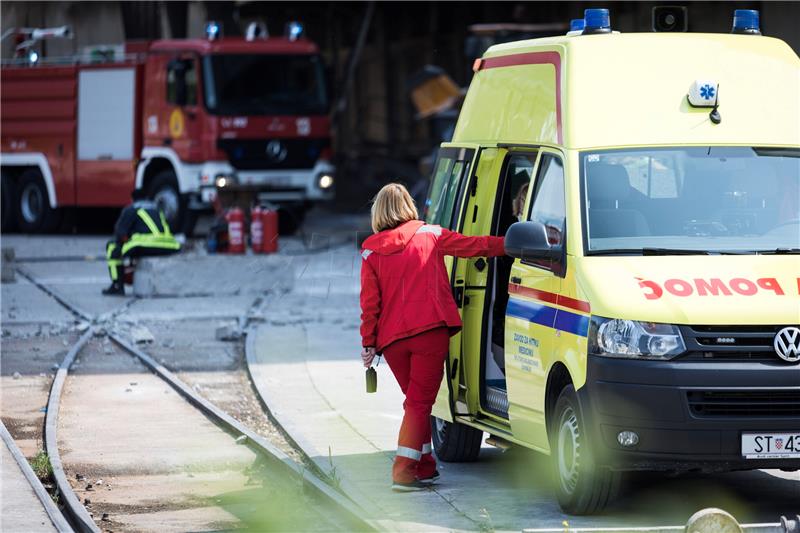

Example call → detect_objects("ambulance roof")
453 33 800 150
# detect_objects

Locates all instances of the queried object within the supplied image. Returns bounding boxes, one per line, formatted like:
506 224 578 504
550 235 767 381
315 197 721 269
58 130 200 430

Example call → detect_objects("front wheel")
550 384 620 515
16 169 61 233
148 170 185 232
430 416 483 462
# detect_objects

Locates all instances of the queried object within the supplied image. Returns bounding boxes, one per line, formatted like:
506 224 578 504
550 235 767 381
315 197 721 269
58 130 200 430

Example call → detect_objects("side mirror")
504 220 562 262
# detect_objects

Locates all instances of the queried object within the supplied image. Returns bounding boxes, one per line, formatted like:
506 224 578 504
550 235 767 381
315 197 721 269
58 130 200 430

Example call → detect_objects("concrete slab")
2 235 107 260
1 277 76 325
1 434 58 532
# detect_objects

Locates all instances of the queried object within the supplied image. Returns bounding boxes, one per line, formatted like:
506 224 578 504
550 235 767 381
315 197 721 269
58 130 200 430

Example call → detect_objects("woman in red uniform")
360 183 505 491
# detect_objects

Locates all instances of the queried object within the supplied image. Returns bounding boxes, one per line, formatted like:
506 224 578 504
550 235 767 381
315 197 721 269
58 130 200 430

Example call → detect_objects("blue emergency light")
205 21 221 40
570 19 586 32
286 21 304 41
732 9 761 35
583 8 611 34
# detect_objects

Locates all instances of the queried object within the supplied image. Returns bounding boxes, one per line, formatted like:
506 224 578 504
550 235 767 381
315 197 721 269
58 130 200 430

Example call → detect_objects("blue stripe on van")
506 297 589 338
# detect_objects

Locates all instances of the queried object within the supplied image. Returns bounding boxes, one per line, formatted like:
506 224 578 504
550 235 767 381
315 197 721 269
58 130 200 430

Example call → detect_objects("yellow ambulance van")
426 8 800 515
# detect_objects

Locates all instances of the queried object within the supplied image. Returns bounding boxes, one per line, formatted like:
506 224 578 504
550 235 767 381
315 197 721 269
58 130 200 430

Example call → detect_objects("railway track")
15 265 375 532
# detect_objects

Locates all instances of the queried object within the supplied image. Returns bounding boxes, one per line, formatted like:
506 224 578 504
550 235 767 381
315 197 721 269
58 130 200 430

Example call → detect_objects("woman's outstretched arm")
437 227 505 258
359 256 381 348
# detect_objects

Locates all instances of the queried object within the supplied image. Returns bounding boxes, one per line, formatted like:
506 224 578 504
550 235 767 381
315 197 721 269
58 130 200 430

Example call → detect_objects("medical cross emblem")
699 84 716 100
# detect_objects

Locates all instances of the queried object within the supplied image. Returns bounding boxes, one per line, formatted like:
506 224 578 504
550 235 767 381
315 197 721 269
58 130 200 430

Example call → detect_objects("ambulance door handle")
453 285 464 308
510 276 522 284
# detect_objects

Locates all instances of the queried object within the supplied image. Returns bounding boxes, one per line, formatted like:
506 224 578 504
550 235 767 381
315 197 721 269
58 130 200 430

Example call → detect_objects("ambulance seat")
587 163 651 238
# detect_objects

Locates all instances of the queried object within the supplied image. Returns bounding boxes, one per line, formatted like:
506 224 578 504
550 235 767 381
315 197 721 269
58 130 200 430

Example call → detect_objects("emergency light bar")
732 9 761 35
567 19 585 36
285 21 304 41
582 8 611 35
205 21 221 40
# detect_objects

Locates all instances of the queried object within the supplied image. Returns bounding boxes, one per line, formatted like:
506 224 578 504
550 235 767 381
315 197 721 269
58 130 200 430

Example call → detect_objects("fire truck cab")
1 23 333 233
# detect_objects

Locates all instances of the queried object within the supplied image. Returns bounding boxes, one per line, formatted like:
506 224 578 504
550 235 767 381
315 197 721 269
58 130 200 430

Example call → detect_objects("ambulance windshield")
582 147 800 254
203 54 327 115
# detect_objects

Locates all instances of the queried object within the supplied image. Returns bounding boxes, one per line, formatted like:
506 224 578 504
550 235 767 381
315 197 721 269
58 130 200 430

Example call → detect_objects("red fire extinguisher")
225 207 245 254
261 208 279 254
250 206 263 253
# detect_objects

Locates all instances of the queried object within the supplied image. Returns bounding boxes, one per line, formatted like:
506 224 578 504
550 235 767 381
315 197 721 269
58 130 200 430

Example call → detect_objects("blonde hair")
370 183 419 233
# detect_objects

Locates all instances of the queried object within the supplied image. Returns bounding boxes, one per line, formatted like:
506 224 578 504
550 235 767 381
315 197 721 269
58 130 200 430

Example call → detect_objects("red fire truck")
1 23 334 233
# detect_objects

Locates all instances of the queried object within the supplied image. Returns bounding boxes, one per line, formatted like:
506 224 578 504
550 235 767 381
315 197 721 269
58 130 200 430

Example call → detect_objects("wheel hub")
20 183 43 224
557 406 581 494
153 187 179 223
434 417 447 443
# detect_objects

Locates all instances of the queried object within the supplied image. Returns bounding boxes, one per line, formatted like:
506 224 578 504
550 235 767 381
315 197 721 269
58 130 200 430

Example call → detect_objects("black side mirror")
504 220 561 262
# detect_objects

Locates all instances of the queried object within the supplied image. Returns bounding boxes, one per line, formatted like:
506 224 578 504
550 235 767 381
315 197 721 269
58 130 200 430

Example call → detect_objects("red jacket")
360 220 505 351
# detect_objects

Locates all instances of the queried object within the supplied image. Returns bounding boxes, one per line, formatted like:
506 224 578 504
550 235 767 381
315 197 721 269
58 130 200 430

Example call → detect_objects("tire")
430 416 483 462
147 170 185 232
16 169 61 233
550 385 620 515
1 171 18 232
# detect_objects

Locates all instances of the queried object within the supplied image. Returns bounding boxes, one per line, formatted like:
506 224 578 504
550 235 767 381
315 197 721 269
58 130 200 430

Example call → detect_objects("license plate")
741 432 800 459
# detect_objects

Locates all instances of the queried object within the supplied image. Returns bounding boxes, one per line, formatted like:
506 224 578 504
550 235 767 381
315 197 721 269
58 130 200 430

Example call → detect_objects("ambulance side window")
167 58 198 106
425 151 472 229
528 154 565 247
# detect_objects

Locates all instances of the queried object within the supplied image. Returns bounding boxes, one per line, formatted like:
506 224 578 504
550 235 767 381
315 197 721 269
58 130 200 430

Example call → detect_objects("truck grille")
687 390 800 417
217 138 329 171
679 325 796 363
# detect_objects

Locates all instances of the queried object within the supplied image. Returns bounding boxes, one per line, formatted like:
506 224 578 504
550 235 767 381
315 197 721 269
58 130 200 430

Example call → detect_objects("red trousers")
382 327 449 483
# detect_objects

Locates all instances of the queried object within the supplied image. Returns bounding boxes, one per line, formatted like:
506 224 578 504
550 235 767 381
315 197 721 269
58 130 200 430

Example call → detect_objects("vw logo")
266 140 287 162
773 326 800 363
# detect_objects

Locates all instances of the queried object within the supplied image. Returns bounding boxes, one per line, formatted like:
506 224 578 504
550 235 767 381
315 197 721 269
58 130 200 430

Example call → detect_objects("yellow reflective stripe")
137 208 162 236
159 212 173 238
122 236 180 255
106 243 117 259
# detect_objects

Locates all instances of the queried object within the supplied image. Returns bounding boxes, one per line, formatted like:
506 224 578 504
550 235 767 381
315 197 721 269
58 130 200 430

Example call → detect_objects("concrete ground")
1 432 58 532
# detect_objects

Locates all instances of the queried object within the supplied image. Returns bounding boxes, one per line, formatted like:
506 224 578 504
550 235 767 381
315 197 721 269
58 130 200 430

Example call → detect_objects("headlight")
589 316 685 360
317 173 334 189
215 174 236 188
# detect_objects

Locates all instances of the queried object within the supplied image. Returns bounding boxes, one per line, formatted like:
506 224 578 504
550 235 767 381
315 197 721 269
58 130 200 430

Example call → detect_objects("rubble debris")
215 324 242 341
12 371 21 380
130 325 155 344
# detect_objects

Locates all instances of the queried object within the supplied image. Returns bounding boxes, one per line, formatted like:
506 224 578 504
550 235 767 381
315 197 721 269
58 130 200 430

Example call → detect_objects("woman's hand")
361 347 376 368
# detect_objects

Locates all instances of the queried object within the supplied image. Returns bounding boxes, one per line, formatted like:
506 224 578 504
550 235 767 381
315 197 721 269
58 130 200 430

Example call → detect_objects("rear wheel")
550 385 620 515
148 170 185 232
16 169 61 233
1 170 17 232
430 416 483 462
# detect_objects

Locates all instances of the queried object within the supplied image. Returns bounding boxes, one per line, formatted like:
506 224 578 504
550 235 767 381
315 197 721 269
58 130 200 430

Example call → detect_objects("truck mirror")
504 220 562 262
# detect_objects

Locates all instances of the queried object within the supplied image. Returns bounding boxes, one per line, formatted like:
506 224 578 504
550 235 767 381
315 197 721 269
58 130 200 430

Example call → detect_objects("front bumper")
580 356 800 472
198 160 335 205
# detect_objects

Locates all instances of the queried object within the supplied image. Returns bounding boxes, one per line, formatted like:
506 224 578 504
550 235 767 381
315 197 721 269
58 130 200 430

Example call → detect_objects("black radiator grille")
679 325 796 363
687 390 800 417
218 138 329 170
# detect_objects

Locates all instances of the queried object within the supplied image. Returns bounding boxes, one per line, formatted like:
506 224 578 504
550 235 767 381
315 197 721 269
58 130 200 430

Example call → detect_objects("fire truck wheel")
16 169 61 233
430 416 483 462
549 384 620 515
1 171 18 232
148 171 185 232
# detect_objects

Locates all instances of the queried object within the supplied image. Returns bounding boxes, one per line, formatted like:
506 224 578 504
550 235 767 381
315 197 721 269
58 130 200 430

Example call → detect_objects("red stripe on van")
476 51 563 144
509 283 591 314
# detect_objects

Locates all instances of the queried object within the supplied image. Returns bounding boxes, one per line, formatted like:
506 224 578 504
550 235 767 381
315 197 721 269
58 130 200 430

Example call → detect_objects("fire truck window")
167 59 197 106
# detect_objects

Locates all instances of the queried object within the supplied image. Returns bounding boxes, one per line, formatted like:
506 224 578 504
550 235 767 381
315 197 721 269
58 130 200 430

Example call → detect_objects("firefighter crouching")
359 183 506 491
103 190 181 296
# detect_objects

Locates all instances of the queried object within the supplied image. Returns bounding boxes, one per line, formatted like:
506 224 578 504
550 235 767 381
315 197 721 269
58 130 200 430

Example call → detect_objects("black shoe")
391 479 430 492
418 471 440 484
102 282 125 296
